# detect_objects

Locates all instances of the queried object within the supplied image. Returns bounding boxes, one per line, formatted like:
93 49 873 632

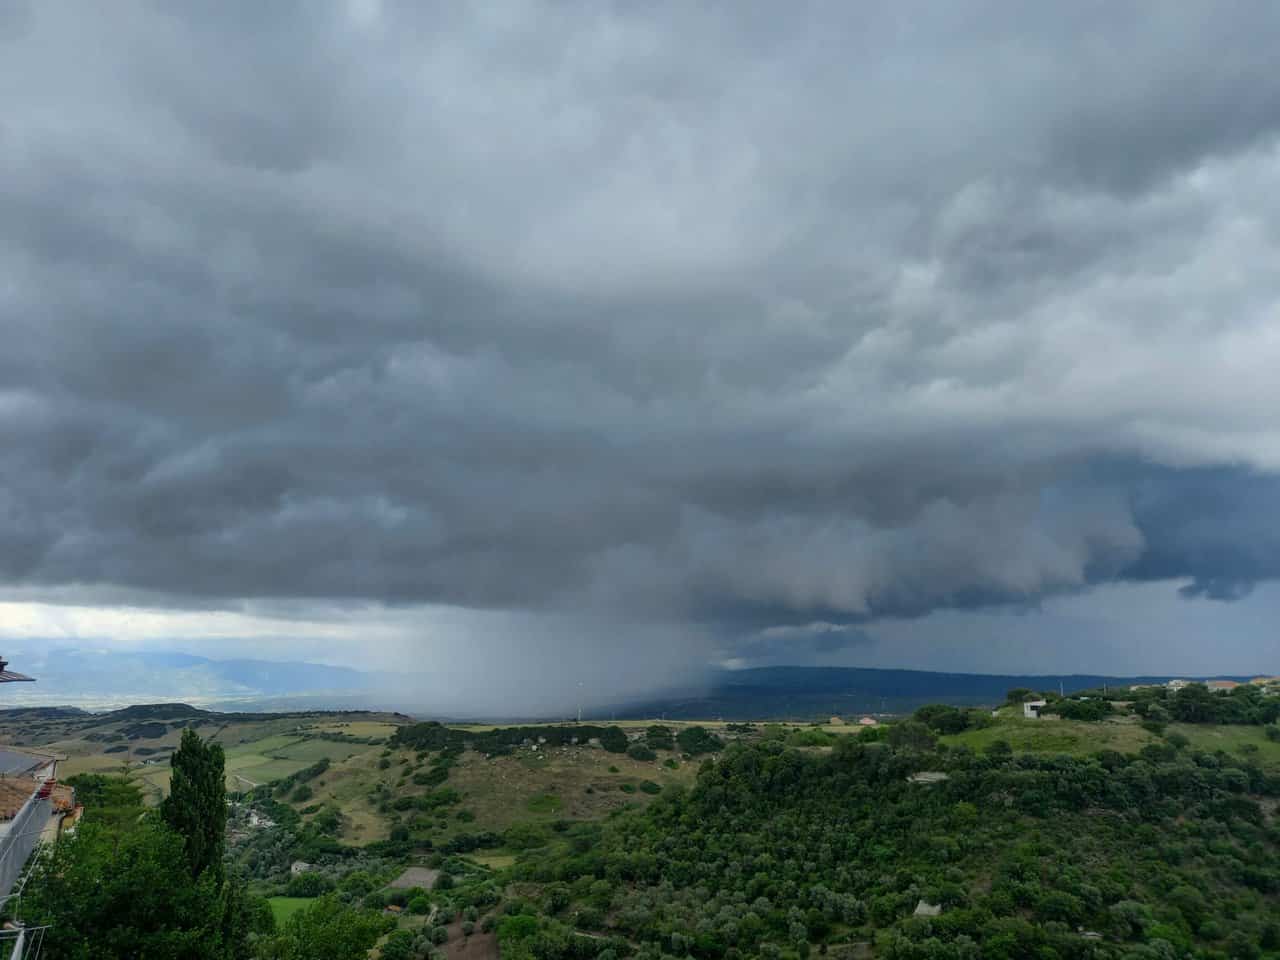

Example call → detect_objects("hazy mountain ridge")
619 665 1258 720
1 648 378 708
0 651 1261 718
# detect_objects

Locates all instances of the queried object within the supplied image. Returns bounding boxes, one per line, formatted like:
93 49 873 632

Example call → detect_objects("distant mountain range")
0 648 378 709
0 650 1258 719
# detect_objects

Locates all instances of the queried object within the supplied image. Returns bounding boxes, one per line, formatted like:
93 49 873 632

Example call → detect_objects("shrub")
380 930 415 960
285 871 333 898
626 744 656 762
646 725 675 751
409 896 430 915
599 727 629 753
676 726 724 756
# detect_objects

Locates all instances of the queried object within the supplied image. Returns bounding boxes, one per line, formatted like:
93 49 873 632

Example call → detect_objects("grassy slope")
32 707 1280 851
940 715 1158 755
940 713 1280 770
290 735 704 845
1171 721 1280 767
267 897 314 925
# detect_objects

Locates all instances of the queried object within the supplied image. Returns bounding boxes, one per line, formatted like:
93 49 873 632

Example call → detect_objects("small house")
1023 700 1047 719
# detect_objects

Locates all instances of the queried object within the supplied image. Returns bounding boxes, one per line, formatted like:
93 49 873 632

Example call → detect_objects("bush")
639 780 661 795
409 896 430 914
381 930 416 960
913 704 971 734
1047 698 1113 722
291 784 313 803
626 743 656 762
676 726 724 756
599 727 629 753
646 725 675 751
497 915 539 942
285 871 334 898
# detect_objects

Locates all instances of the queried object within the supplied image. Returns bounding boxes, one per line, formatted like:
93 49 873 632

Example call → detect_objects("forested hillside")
509 737 1280 960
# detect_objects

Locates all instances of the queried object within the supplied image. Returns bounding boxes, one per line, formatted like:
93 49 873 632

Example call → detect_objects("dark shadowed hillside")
620 666 1243 719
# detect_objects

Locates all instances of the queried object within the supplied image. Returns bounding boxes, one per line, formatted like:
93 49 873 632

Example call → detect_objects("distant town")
1128 675 1280 693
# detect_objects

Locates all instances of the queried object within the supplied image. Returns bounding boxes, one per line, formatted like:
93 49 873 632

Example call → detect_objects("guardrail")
0 790 51 902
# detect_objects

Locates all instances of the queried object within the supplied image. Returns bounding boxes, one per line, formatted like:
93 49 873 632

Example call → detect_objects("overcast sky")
3 3 1280 710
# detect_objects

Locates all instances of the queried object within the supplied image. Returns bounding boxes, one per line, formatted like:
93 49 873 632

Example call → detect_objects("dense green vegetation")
14 732 396 959
392 722 633 755
16 700 1280 959
18 743 272 958
1127 685 1280 727
511 738 1280 960
163 729 230 882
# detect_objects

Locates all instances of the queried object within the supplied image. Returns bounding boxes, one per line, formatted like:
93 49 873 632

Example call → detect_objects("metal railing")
0 923 50 960
0 789 51 902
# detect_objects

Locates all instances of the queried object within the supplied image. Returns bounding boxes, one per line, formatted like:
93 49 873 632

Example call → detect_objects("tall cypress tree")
162 728 228 882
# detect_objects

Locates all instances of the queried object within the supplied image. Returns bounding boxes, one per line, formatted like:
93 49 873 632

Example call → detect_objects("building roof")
0 749 53 777
0 779 37 821
0 657 34 683
49 783 75 813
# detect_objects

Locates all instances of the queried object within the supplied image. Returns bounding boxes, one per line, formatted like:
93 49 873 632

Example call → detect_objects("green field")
937 714 1280 771
1172 721 1280 768
267 897 313 925
940 716 1159 755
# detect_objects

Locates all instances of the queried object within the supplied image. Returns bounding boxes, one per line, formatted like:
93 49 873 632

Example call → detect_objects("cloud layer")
4 3 1280 677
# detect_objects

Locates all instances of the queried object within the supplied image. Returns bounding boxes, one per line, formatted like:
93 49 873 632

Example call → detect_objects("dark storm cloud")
4 1 1280 650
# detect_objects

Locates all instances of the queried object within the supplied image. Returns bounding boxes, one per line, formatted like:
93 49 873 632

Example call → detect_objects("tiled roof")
0 749 53 777
50 783 75 812
0 779 36 821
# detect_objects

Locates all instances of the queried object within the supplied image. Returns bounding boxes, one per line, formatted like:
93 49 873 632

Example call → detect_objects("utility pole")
576 681 583 723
